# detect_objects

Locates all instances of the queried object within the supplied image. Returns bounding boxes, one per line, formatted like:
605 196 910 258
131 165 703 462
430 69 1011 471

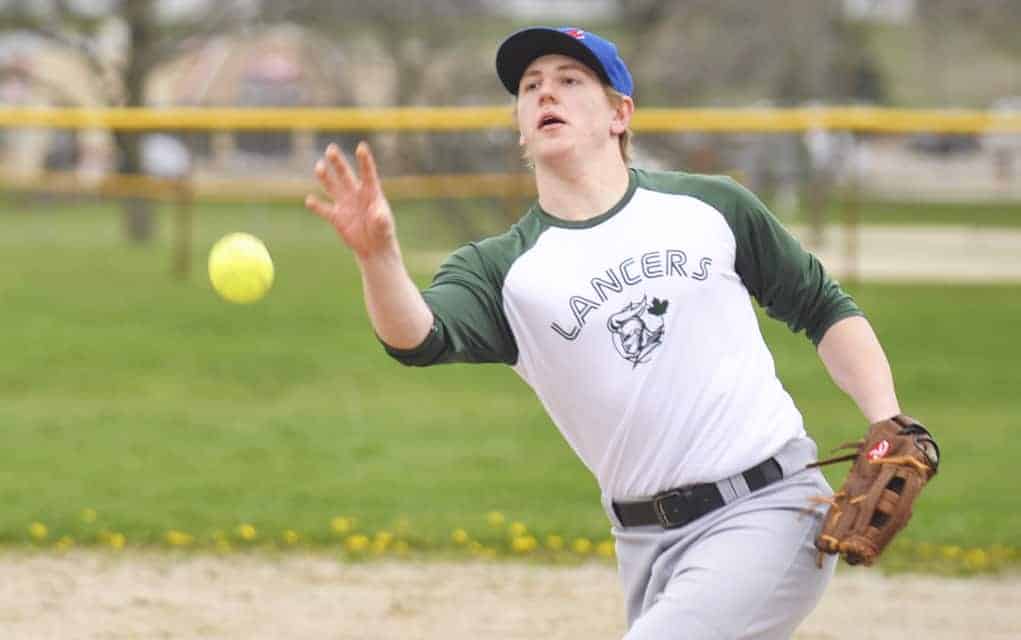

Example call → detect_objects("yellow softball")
208 232 274 303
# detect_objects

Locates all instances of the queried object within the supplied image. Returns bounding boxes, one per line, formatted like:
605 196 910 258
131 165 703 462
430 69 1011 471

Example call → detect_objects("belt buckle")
653 489 686 528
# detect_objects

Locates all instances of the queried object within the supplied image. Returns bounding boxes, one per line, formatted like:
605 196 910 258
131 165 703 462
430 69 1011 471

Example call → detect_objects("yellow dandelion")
371 531 393 554
508 521 528 537
940 545 962 560
545 534 564 551
108 532 126 550
331 516 354 535
451 528 470 545
28 522 48 541
486 511 505 528
597 540 615 558
236 524 257 541
80 508 97 524
165 530 194 546
572 538 593 554
282 530 301 545
469 541 484 554
511 535 538 554
963 548 989 571
55 536 75 552
345 534 370 553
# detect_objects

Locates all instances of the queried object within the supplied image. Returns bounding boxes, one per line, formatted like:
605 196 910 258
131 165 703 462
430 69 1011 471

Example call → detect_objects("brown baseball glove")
808 414 940 567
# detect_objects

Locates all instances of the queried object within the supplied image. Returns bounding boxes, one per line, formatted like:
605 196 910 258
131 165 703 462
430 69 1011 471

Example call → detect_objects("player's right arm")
304 142 433 350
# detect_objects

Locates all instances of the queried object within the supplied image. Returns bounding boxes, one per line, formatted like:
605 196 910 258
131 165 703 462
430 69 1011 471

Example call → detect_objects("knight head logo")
607 295 668 368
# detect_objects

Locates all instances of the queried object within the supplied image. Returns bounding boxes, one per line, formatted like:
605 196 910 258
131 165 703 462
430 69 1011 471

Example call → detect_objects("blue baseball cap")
496 27 633 97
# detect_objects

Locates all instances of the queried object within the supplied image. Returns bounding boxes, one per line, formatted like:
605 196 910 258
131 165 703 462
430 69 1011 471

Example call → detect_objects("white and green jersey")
387 168 861 499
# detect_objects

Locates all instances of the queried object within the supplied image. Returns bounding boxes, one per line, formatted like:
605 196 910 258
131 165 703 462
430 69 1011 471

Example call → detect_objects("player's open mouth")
538 114 566 130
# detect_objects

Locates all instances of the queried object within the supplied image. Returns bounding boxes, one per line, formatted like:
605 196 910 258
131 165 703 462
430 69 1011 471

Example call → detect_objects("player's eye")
522 80 539 92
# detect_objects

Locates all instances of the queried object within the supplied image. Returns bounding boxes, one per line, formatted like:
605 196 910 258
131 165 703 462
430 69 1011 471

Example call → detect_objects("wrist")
864 400 901 425
355 242 403 272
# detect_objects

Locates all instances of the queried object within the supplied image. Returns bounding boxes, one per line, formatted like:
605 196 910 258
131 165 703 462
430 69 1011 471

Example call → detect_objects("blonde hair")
516 83 634 166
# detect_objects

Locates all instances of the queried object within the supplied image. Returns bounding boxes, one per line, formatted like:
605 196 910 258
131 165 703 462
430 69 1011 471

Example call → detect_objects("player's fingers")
356 141 381 193
326 143 358 193
314 159 340 197
304 194 336 222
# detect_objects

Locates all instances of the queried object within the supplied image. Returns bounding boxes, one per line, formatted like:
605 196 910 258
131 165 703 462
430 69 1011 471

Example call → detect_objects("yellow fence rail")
1 106 1020 132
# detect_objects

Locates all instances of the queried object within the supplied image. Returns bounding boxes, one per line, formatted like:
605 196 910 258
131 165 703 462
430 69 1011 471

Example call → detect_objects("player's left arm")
707 177 941 566
816 315 900 423
811 319 939 568
704 176 901 425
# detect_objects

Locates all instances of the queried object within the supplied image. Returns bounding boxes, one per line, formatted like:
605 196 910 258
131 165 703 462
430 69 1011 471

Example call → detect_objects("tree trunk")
122 197 155 242
115 130 156 243
118 2 156 244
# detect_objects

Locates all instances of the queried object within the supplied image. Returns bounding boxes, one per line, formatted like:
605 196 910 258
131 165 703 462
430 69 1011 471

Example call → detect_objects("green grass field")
1 197 1018 572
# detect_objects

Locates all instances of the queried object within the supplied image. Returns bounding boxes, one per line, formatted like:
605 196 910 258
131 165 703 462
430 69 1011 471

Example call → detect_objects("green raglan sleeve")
714 176 863 345
382 240 519 367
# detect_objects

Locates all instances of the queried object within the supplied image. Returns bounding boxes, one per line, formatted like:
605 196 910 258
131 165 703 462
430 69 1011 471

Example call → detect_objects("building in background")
482 0 617 21
0 23 347 177
843 0 916 23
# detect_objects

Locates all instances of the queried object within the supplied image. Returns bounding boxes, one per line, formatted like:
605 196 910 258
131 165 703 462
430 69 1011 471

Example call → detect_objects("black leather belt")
612 458 783 529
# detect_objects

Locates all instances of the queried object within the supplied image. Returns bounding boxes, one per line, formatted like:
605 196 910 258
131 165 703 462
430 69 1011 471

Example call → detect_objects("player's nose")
537 85 558 104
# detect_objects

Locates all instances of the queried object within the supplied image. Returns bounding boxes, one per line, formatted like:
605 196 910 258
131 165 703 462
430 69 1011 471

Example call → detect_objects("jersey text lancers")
550 248 713 342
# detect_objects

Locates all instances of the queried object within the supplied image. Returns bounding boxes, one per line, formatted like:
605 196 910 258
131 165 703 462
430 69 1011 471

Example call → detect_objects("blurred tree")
917 0 1021 56
615 0 881 106
0 0 267 243
278 0 521 237
282 1 495 104
609 1 884 207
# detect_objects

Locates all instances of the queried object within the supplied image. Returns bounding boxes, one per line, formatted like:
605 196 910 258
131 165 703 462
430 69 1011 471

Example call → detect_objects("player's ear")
610 95 635 136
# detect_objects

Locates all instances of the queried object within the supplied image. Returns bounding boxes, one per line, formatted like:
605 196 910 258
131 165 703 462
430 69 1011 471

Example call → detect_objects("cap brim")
496 28 610 95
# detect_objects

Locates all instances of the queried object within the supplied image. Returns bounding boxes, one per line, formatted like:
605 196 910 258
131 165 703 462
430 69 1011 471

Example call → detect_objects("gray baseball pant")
603 437 838 639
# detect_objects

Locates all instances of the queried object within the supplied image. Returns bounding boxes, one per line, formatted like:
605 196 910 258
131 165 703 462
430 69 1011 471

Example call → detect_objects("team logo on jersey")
607 295 668 367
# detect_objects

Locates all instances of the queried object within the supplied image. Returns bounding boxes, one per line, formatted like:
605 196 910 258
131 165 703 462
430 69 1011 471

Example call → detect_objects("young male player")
306 26 910 639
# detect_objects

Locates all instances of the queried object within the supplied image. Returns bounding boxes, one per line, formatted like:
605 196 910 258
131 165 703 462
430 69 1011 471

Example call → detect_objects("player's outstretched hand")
305 142 397 261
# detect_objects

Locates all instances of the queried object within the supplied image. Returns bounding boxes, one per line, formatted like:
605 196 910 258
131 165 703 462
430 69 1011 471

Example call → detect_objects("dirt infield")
3 551 1018 639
